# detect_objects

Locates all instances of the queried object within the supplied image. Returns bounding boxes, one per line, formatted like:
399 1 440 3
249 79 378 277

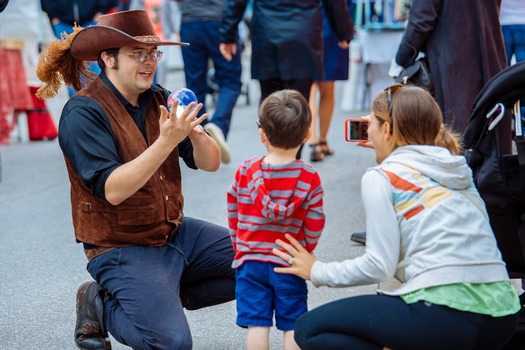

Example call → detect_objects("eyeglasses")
382 83 405 133
256 120 271 140
384 83 405 113
119 50 164 63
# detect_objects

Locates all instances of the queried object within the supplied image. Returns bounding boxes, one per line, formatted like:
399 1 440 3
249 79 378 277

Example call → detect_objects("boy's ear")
259 127 268 143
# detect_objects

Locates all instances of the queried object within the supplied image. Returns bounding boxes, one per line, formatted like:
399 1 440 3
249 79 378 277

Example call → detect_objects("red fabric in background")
26 86 57 141
0 48 32 143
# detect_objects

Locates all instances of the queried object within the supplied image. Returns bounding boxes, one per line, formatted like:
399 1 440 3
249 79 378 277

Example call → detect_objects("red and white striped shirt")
227 156 325 268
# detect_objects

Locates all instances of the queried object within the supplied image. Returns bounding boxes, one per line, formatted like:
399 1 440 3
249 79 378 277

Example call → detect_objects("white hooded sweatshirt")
311 145 509 295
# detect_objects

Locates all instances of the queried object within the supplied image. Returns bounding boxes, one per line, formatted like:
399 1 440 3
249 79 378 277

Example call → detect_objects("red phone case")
345 118 368 142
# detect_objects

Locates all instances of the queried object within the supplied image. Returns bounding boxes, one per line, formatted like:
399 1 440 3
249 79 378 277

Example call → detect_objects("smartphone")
345 118 369 142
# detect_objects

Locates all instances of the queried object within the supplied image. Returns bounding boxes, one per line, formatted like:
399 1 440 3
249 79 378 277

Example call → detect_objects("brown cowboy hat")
70 10 188 61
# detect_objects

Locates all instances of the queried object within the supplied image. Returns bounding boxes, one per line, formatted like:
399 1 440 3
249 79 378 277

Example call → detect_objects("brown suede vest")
64 78 184 247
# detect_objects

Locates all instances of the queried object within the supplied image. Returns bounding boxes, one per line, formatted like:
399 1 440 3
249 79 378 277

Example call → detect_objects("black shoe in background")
351 232 366 246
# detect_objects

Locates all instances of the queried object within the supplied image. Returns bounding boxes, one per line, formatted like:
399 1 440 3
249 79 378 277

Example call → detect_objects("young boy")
227 89 326 350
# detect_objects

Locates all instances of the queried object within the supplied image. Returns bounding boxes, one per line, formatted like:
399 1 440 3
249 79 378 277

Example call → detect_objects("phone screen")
345 118 369 142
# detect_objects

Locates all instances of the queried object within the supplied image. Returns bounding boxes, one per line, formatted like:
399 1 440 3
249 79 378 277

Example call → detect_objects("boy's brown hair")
258 89 311 149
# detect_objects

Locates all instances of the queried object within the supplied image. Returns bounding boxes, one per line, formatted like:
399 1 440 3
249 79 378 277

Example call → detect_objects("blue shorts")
235 260 308 331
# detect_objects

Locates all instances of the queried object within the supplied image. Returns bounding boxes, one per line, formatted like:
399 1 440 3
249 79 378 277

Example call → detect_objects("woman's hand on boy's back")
273 234 317 281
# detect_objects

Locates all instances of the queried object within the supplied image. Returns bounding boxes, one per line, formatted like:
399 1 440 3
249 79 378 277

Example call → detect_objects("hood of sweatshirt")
245 157 316 220
382 145 473 190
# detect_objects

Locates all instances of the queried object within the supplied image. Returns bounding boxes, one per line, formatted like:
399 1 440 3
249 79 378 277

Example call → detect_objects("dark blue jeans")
502 24 525 65
294 294 518 350
86 217 235 350
180 20 242 139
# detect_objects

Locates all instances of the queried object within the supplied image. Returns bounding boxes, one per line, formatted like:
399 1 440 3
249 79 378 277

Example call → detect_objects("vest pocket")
117 208 156 226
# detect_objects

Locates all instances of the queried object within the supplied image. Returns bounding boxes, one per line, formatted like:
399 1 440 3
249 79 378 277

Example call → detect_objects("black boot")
74 282 112 350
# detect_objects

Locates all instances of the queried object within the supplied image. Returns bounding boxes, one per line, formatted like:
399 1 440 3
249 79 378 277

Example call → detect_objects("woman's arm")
274 170 401 287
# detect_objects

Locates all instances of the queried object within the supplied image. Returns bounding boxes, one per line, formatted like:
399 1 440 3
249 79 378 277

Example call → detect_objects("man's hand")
160 101 220 171
219 43 237 62
93 12 103 23
158 101 208 149
338 40 350 49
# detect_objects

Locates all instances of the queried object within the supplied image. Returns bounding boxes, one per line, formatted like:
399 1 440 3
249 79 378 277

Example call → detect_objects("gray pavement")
0 69 398 349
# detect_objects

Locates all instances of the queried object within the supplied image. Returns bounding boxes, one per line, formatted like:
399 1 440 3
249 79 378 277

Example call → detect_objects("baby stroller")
462 60 525 348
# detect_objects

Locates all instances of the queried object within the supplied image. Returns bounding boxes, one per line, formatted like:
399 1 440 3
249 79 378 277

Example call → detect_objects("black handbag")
395 57 434 94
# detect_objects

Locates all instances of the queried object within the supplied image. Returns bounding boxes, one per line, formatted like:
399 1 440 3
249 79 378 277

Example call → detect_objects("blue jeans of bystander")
502 24 525 65
180 20 242 139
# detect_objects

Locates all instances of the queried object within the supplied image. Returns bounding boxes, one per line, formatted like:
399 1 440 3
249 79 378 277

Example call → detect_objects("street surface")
0 71 398 349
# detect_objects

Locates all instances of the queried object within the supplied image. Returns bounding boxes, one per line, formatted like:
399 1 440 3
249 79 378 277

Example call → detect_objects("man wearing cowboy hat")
36 10 235 350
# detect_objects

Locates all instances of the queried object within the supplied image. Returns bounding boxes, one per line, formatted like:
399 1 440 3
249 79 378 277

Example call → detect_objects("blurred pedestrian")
220 0 353 159
500 0 525 65
40 0 118 96
228 90 325 350
393 0 507 133
308 0 354 162
178 0 243 164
